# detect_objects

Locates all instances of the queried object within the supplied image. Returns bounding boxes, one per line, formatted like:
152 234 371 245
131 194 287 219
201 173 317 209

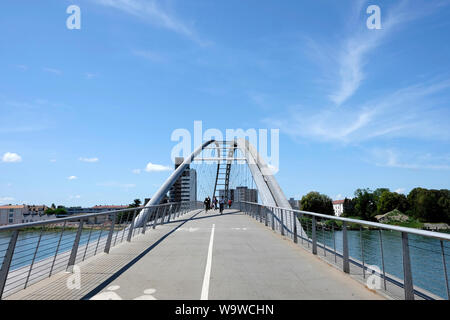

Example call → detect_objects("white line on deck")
200 224 215 300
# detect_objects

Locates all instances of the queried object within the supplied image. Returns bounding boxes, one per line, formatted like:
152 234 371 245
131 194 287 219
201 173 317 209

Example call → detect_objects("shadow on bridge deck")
5 209 384 300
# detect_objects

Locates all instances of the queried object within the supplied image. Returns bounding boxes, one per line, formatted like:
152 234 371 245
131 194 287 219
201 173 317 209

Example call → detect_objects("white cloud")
69 195 81 199
335 194 344 200
50 159 57 163
91 0 206 44
97 182 136 188
395 188 406 194
369 148 450 171
271 79 450 143
68 176 78 180
85 73 98 79
132 49 166 63
43 67 62 75
0 197 14 203
145 162 172 172
132 169 141 174
305 1 432 106
2 152 22 163
79 157 99 163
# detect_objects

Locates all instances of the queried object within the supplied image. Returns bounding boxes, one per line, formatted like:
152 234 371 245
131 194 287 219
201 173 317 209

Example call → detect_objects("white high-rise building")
169 157 197 203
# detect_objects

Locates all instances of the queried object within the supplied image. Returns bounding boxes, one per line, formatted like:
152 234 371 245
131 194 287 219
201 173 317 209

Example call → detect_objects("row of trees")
299 188 450 223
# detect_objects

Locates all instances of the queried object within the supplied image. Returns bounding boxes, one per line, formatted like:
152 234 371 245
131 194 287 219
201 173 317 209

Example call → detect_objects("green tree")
377 191 408 215
353 188 377 220
342 198 355 217
128 199 142 208
300 192 334 215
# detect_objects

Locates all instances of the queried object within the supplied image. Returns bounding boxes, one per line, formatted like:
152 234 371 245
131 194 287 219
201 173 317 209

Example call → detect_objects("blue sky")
0 0 449 207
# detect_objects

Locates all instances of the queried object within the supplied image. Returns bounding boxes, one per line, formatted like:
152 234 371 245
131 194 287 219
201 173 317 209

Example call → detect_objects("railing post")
379 230 387 290
280 209 285 236
271 208 275 230
153 207 161 229
401 232 414 300
259 206 262 223
265 207 268 227
50 222 66 277
167 205 172 223
127 210 137 242
0 230 19 299
67 220 84 272
342 221 350 273
82 226 94 261
104 214 116 254
300 213 304 245
440 240 450 300
141 208 149 234
312 216 317 254
25 227 44 288
291 211 298 243
293 212 298 244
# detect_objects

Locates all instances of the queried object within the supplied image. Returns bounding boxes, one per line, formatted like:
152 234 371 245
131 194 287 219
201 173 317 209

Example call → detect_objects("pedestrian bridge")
0 139 449 300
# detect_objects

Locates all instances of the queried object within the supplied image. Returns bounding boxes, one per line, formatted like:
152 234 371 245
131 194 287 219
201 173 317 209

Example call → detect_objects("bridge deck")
6 209 383 300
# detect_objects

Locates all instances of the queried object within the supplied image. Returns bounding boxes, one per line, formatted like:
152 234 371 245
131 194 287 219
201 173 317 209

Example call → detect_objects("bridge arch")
134 139 301 236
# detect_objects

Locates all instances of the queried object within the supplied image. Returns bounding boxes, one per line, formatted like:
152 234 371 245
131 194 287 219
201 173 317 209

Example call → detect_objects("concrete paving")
6 209 384 300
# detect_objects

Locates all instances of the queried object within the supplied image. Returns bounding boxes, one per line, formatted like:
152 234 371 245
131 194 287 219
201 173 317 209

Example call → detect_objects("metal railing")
240 201 450 300
0 200 202 299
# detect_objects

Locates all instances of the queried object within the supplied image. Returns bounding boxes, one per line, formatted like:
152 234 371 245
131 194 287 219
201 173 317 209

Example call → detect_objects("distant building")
169 157 197 203
0 205 54 225
233 186 258 203
218 189 234 201
332 200 345 217
288 198 300 210
65 205 128 216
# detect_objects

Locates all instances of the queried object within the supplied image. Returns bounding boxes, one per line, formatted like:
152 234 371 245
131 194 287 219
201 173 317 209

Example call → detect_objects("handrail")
241 201 450 241
0 202 181 232
240 200 450 300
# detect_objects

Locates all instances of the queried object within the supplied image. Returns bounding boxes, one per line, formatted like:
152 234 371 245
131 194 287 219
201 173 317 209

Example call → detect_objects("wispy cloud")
132 49 166 63
79 157 99 163
308 0 435 106
271 78 450 143
97 181 136 188
132 169 141 174
369 148 450 170
0 197 14 204
43 67 62 75
85 72 98 79
91 0 207 44
16 65 28 71
68 176 78 180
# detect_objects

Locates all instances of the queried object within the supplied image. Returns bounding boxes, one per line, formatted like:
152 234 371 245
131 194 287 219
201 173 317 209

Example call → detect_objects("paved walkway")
6 209 383 300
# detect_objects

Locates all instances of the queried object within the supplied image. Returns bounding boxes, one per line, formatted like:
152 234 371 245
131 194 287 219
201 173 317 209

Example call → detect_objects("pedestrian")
219 197 225 214
228 199 232 208
213 196 218 210
204 197 210 212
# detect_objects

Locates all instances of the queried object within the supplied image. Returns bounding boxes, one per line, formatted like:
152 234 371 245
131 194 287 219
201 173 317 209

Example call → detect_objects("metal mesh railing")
240 201 450 300
0 201 202 299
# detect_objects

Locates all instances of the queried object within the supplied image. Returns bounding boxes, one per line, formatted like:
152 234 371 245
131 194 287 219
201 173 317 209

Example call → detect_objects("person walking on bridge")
204 197 211 212
212 196 218 210
219 197 225 214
